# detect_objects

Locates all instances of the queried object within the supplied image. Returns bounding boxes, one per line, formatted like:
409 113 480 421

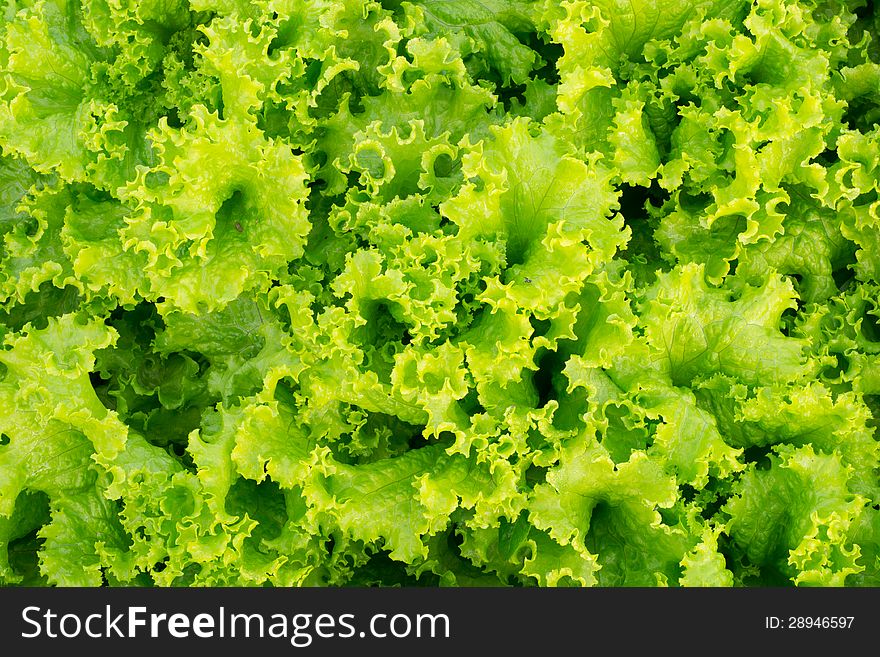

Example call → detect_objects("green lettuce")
0 0 878 587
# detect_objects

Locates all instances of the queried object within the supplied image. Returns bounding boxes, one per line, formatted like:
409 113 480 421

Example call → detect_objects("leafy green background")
0 0 878 586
